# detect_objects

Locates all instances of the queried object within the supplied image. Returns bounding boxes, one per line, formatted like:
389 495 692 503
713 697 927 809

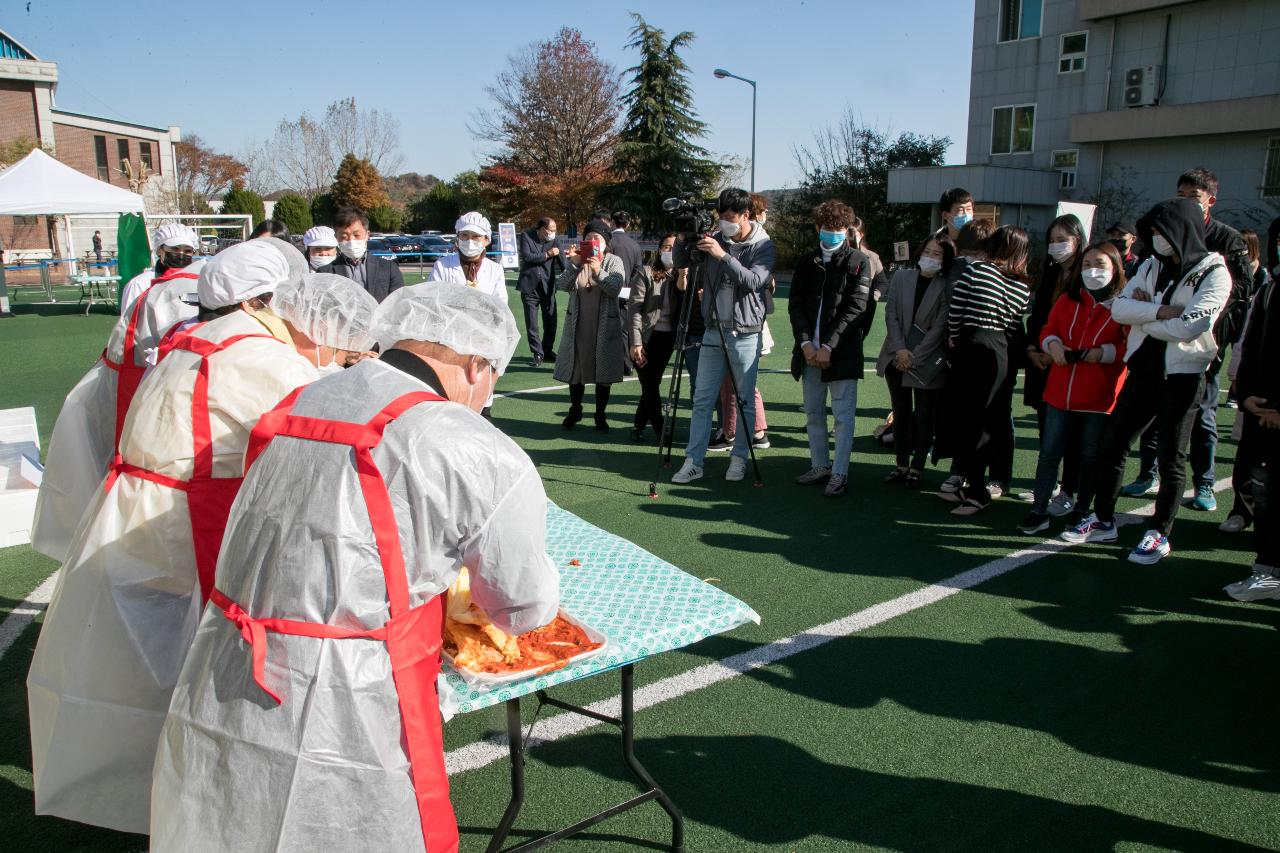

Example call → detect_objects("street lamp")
713 67 757 192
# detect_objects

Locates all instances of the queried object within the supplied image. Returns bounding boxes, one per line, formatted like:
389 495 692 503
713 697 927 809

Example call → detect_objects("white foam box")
0 407 41 547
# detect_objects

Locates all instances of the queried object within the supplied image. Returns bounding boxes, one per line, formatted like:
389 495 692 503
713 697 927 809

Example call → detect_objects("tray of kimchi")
442 568 608 685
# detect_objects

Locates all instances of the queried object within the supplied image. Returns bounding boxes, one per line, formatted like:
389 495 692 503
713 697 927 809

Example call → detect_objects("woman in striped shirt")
940 225 1032 514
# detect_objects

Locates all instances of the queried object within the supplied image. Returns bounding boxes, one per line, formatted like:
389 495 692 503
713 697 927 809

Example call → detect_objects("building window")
13 215 37 225
974 203 1001 226
93 135 109 181
992 104 1036 155
999 0 1041 42
1263 137 1280 199
117 139 130 174
1059 32 1087 73
1052 149 1078 189
139 141 153 171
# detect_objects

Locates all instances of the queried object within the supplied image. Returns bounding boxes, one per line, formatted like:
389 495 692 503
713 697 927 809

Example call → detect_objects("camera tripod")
648 253 765 497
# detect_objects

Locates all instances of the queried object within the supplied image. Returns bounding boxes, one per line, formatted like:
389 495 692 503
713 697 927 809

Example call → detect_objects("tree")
609 14 723 235
222 185 266 226
331 153 389 212
256 99 403 199
272 193 313 234
777 111 949 269
0 136 55 168
175 135 248 214
1088 165 1148 232
406 182 460 233
310 193 337 227
368 203 404 233
471 27 621 229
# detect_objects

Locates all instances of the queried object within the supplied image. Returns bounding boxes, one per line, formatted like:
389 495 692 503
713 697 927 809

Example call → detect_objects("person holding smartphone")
553 227 626 431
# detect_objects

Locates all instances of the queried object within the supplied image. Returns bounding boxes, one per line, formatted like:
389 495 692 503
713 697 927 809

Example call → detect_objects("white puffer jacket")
1109 253 1230 375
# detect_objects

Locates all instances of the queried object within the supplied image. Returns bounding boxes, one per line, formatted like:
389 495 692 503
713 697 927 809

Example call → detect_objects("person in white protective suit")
151 282 561 853
26 242 380 835
119 221 200 314
31 257 206 562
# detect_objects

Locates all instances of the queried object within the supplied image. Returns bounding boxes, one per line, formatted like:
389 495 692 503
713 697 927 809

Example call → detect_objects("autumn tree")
610 15 723 234
471 27 621 229
175 135 248 214
331 154 390 212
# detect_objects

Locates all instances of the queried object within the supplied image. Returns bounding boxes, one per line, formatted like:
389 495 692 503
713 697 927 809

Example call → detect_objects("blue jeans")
1032 404 1107 514
685 329 760 465
802 364 859 477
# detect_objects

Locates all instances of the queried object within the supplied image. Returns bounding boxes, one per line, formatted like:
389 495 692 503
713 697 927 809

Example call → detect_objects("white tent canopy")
0 149 144 216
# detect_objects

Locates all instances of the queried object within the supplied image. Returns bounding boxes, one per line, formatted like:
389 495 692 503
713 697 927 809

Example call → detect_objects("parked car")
367 238 394 257
418 235 454 257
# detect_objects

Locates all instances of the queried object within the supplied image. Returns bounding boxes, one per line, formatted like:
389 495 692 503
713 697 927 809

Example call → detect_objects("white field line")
444 479 1231 776
0 572 58 660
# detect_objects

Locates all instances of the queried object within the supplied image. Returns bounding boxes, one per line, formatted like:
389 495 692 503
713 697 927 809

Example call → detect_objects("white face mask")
1081 267 1112 291
309 253 335 270
314 349 344 376
918 257 943 276
338 240 367 261
458 237 485 258
757 212 767 226
1151 234 1174 257
718 219 741 238
544 231 557 241
660 251 673 267
1048 240 1075 264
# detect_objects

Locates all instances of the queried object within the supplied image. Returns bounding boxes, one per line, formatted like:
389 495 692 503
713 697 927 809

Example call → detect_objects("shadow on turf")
527 730 1273 851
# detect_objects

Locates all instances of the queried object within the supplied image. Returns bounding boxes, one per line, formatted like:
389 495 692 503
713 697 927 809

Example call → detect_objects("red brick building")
1 28 180 260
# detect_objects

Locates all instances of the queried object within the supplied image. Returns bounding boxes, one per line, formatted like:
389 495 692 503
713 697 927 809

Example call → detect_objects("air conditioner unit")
1124 65 1161 107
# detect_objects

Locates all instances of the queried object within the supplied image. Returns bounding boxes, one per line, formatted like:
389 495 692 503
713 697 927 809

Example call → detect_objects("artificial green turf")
0 273 1275 851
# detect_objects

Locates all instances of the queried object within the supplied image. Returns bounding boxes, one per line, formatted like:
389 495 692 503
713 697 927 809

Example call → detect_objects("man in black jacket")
609 211 645 295
320 207 404 302
516 217 563 366
788 200 874 498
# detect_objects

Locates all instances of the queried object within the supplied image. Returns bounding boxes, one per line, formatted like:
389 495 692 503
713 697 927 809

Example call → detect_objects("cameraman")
671 188 777 484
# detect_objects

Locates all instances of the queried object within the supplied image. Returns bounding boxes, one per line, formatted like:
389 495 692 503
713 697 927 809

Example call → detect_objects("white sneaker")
725 456 747 482
1226 571 1280 602
1127 529 1172 565
1061 513 1119 544
672 460 703 484
940 474 964 494
1224 569 1272 598
1047 491 1076 518
987 482 1006 500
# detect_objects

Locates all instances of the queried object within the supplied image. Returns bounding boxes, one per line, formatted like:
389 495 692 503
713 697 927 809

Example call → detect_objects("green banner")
116 213 151 302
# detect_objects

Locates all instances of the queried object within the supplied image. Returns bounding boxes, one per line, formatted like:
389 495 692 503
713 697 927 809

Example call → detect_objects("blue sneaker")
1061 513 1119 544
1128 530 1172 565
1121 477 1159 497
1185 484 1218 512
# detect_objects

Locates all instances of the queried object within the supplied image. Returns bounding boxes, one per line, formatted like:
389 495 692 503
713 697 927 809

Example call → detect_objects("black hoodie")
1129 198 1213 374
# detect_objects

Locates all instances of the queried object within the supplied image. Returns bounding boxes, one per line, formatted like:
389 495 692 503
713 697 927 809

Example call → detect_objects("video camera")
663 197 718 261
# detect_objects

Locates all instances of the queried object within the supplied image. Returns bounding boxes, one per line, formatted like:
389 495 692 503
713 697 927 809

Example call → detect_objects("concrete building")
889 0 1280 242
0 28 180 259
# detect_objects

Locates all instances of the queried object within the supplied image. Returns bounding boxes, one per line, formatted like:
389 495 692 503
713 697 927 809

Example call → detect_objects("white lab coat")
26 310 316 834
428 251 508 301
119 268 155 315
151 356 560 852
30 272 200 562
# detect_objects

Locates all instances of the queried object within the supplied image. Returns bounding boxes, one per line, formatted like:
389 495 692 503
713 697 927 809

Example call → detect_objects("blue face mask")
951 213 973 230
818 230 846 250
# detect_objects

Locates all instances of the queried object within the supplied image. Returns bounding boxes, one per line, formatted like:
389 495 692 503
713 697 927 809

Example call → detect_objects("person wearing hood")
31 256 208 562
428 211 507 301
1063 197 1231 564
26 242 379 835
120 221 199 313
303 224 339 270
554 226 627 430
788 200 875 498
324 206 405 301
670 187 777 484
150 283 559 853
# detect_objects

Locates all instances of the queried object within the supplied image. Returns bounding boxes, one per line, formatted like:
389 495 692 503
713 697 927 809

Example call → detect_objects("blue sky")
6 0 974 191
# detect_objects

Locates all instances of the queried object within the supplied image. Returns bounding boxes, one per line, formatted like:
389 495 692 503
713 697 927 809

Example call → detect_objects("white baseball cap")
152 222 199 251
303 225 338 249
455 211 491 237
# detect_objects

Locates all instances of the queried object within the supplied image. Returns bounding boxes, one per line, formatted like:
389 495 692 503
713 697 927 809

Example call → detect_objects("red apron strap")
245 386 307 470
103 453 191 493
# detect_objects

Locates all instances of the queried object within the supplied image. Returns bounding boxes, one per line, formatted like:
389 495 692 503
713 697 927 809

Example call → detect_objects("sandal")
884 467 908 484
905 470 922 489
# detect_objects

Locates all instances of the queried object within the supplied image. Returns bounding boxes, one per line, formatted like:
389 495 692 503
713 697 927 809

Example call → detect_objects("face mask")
757 212 768 226
1151 234 1174 257
918 257 942 276
818 230 846 251
544 231 557 241
339 240 367 261
309 254 334 270
458 238 485 258
1048 241 1075 264
718 219 741 239
1081 268 1111 293
1110 239 1128 255
660 251 674 267
951 212 973 230
161 250 194 269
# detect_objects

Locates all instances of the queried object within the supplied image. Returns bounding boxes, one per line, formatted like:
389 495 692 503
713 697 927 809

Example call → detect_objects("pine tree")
331 153 390 212
611 14 722 235
272 193 313 234
222 184 266 226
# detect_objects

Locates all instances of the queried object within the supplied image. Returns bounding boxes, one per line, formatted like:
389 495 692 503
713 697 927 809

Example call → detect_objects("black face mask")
1110 239 1128 256
161 251 195 269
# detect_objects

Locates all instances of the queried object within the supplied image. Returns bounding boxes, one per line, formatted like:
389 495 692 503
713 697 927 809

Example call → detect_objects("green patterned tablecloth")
440 503 760 717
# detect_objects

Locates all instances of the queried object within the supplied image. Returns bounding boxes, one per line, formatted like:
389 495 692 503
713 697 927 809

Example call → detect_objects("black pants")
521 285 557 360
634 329 676 433
569 382 612 415
947 331 1010 498
988 369 1016 485
1252 424 1280 568
1093 371 1204 534
1229 411 1262 521
885 366 937 470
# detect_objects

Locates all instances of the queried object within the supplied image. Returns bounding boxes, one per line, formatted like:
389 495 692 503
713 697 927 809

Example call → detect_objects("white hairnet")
374 283 519 373
272 273 378 352
303 226 337 248
262 237 308 286
198 240 290 309
455 211 491 236
152 222 199 251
